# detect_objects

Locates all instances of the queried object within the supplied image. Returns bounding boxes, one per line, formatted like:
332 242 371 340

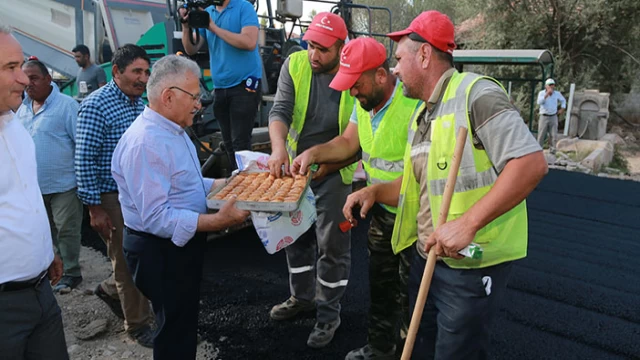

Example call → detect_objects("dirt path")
55 247 219 360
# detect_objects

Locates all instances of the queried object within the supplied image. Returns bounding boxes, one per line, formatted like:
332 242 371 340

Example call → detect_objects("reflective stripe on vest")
389 103 425 253
355 82 420 214
286 51 357 185
392 71 528 267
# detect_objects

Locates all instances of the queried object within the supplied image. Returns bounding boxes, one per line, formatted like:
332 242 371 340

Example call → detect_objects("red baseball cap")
303 12 348 48
387 10 456 54
330 38 387 91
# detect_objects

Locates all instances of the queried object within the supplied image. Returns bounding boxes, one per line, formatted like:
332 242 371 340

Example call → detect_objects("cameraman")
180 0 262 170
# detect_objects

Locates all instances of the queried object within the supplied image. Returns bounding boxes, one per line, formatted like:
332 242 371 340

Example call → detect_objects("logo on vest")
482 276 492 296
290 210 302 226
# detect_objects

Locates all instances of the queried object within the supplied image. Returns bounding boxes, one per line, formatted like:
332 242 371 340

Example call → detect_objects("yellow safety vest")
286 51 356 185
391 71 528 267
355 82 420 213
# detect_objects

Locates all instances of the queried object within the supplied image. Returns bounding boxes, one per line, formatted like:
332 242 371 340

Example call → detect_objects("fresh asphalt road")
84 169 640 359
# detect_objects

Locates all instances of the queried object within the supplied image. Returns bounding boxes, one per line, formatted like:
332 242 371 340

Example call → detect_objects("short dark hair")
23 59 50 78
112 44 150 74
408 32 454 67
72 44 90 56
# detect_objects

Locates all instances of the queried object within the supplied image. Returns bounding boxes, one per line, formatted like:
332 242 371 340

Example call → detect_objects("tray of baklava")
206 171 313 212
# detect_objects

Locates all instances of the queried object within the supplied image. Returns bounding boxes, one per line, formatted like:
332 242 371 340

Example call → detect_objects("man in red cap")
290 37 420 360
266 12 357 348
343 10 548 359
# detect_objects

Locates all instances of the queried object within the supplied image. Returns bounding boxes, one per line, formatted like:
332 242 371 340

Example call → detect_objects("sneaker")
53 275 83 293
127 325 154 348
345 344 397 360
94 284 124 319
269 296 315 321
307 317 341 348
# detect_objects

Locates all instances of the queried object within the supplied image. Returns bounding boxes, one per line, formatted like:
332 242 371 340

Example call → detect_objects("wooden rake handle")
401 126 469 360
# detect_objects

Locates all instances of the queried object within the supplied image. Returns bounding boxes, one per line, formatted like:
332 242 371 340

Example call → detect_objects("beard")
358 86 386 112
311 56 340 74
401 81 421 100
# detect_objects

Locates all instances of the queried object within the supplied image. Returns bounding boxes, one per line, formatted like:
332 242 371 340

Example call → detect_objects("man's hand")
558 108 565 116
545 88 554 98
48 255 63 286
343 186 378 222
88 205 114 241
268 147 290 178
291 149 317 176
425 217 477 259
178 7 189 24
312 164 329 181
216 197 250 229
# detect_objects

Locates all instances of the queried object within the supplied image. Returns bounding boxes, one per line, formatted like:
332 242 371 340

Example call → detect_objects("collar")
23 83 59 111
372 78 400 117
213 0 235 13
426 68 456 111
108 80 141 105
142 107 184 135
0 111 14 128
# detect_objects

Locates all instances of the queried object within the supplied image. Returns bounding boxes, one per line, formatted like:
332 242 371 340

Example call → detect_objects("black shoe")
128 325 154 348
94 284 125 319
53 275 83 293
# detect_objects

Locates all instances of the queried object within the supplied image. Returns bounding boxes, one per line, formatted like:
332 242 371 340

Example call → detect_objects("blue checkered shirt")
75 80 145 205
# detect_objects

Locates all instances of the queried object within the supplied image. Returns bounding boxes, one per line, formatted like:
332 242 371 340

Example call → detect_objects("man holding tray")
266 12 358 348
111 55 249 360
290 37 421 359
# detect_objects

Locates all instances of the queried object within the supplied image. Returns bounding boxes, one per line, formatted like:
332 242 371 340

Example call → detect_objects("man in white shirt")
0 26 69 359
537 78 567 153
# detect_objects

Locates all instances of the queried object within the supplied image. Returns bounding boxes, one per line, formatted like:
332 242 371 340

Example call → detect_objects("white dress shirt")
0 112 53 283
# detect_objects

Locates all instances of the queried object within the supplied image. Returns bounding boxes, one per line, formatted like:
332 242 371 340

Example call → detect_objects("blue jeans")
408 253 512 360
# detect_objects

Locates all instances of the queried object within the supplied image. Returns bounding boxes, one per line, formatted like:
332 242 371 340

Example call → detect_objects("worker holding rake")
343 10 548 360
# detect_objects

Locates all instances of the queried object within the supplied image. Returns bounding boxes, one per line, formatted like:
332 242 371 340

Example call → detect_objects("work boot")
345 344 397 360
307 317 341 348
269 296 315 321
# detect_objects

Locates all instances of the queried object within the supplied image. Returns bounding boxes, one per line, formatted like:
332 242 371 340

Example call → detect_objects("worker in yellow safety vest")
291 37 420 359
266 12 358 349
342 11 549 360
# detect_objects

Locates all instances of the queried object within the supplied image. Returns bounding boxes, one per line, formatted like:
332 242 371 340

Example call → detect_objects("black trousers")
123 228 205 360
0 278 68 360
213 82 261 170
408 253 512 360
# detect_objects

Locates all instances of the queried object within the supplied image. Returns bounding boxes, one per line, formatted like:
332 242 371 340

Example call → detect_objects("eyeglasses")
168 86 201 104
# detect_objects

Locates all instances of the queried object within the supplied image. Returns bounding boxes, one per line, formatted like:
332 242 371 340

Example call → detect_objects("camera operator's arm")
179 8 206 55
207 2 259 51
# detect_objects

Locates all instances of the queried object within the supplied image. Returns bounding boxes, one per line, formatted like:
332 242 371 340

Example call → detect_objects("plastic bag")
234 151 317 254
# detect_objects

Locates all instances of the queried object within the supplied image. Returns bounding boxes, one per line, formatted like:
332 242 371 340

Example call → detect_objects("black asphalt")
82 169 640 359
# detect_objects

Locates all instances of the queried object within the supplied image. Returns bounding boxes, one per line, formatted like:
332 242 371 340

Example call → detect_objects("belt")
0 270 48 292
541 113 557 116
125 226 170 241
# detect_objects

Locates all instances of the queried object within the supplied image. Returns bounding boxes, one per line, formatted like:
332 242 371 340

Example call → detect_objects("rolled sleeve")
171 210 200 247
75 99 105 205
203 177 215 193
470 81 542 173
349 103 358 124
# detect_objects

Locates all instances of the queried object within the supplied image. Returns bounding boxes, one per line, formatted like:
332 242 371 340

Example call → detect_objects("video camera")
181 0 222 29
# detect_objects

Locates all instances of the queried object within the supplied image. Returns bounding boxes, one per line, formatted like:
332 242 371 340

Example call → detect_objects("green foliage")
354 0 640 95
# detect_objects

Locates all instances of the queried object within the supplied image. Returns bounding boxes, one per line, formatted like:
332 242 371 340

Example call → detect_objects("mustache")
133 82 146 88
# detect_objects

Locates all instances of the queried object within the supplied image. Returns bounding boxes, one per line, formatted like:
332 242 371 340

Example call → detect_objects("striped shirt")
16 83 79 195
75 80 145 205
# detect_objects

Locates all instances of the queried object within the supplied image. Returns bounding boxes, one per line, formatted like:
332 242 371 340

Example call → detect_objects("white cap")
545 78 555 86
